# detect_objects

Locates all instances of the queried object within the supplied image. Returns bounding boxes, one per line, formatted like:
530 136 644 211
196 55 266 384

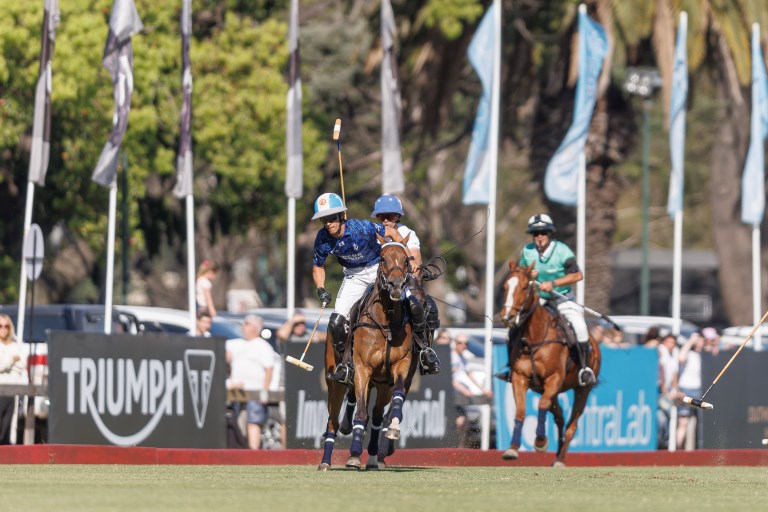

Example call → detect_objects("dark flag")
284 0 303 199
91 0 144 187
380 0 404 194
28 0 60 186
174 0 194 198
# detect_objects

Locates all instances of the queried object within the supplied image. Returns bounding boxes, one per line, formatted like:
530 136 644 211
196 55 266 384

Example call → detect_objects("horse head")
376 232 411 302
499 259 538 328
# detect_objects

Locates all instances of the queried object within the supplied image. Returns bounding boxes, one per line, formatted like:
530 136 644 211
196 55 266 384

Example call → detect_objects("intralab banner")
48 331 227 448
493 345 657 451
285 343 454 449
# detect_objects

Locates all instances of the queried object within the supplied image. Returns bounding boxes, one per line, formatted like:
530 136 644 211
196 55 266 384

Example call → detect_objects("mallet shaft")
285 305 326 372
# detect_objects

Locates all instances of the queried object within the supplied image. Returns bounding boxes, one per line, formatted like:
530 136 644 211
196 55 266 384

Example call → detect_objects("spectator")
434 329 452 346
0 314 25 444
227 314 275 449
451 333 491 448
195 309 212 337
677 332 704 450
701 327 722 354
657 334 680 449
641 326 662 348
196 259 219 317
273 311 308 448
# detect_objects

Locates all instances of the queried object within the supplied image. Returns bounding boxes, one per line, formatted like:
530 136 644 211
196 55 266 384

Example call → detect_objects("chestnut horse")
318 233 416 471
498 260 601 466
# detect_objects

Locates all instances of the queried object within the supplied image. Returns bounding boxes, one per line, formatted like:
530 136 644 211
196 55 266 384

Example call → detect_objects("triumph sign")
48 332 226 448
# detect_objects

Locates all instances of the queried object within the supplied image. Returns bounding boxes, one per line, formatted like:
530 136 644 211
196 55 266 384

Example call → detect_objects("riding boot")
575 341 596 387
408 295 441 375
327 313 355 385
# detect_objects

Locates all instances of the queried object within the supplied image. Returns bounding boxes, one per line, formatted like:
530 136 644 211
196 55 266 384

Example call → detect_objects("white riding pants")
334 264 379 318
555 298 589 343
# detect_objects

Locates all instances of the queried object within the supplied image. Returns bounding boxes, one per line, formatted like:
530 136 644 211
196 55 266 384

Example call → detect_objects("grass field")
2 465 766 511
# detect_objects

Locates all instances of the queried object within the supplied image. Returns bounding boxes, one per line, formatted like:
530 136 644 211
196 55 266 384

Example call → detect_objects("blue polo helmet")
312 192 347 220
371 194 405 217
526 213 556 234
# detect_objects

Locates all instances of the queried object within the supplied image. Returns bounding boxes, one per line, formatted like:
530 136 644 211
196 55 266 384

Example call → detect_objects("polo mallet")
537 283 622 331
683 307 768 411
332 118 346 209
285 305 326 372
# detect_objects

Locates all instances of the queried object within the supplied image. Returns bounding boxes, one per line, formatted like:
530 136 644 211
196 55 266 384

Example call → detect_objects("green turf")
1 465 766 511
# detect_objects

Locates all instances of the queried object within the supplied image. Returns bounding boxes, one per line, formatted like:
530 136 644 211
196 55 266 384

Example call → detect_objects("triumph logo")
60 349 216 446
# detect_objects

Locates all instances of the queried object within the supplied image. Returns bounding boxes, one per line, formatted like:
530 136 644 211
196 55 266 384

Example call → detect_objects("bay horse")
318 232 416 471
498 260 601 467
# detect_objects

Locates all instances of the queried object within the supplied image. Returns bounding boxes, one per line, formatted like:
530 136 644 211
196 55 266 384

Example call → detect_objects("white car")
719 324 768 350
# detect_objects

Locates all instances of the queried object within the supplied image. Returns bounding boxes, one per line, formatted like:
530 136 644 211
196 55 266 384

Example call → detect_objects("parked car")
605 315 700 345
0 304 141 441
719 324 768 350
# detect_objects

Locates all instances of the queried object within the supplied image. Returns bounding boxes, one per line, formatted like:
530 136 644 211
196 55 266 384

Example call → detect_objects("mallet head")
682 395 714 410
333 118 341 141
286 355 314 372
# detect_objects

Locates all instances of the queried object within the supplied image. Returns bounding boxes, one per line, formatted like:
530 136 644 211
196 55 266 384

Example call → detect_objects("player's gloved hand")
317 287 332 307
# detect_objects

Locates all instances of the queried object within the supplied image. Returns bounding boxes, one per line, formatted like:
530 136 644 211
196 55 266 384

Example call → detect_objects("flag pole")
17 186 35 342
186 194 196 333
287 197 296 316
285 0 302 317
104 182 117 334
480 0 501 452
576 152 585 304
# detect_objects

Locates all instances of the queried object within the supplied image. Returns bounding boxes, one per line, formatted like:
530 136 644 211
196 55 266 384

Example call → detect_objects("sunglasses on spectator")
376 213 399 222
530 231 550 237
0 325 9 329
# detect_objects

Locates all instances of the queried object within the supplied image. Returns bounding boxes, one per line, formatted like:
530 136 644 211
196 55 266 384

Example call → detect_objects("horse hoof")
317 463 330 472
534 436 548 452
377 459 387 470
501 448 519 460
552 461 566 468
366 458 380 471
385 418 400 440
345 456 362 469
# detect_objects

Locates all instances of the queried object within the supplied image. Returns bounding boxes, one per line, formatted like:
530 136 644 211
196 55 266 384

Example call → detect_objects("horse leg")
548 398 566 466
346 366 372 469
339 387 356 436
534 374 565 452
554 387 590 467
385 361 410 441
368 384 392 470
501 371 529 460
318 378 347 471
318 332 347 471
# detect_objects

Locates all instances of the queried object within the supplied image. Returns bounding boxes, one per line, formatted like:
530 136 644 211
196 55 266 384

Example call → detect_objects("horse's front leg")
346 364 372 469
549 398 566 464
368 383 393 470
501 371 529 460
385 359 410 441
319 333 347 471
534 373 565 452
555 387 590 467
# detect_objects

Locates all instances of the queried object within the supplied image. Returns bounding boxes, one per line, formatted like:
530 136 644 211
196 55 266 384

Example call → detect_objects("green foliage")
416 0 484 40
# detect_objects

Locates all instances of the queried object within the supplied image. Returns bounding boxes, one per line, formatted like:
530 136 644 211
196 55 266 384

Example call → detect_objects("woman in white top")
0 314 26 444
195 259 219 316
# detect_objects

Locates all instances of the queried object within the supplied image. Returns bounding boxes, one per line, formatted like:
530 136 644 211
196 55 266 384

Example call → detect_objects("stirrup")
418 348 440 375
328 363 355 385
578 367 596 387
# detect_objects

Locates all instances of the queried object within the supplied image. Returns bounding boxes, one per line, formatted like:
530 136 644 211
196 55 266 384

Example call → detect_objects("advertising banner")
284 343 455 449
701 350 768 448
493 345 657 451
48 331 226 448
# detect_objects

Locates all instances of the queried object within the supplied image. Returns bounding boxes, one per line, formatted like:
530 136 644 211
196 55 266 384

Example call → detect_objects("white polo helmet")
312 192 347 220
526 213 556 234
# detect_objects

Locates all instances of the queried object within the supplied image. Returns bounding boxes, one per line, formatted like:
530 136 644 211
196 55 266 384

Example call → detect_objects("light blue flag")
667 13 687 217
462 3 496 205
741 24 768 225
544 8 607 206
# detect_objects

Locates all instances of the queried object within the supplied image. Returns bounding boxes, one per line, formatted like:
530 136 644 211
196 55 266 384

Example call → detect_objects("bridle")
501 268 538 327
378 241 410 301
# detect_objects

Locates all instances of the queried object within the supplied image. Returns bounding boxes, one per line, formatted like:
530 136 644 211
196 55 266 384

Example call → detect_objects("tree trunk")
710 82 752 325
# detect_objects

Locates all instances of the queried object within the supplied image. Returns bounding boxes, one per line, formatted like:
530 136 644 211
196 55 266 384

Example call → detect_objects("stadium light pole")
623 67 661 316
